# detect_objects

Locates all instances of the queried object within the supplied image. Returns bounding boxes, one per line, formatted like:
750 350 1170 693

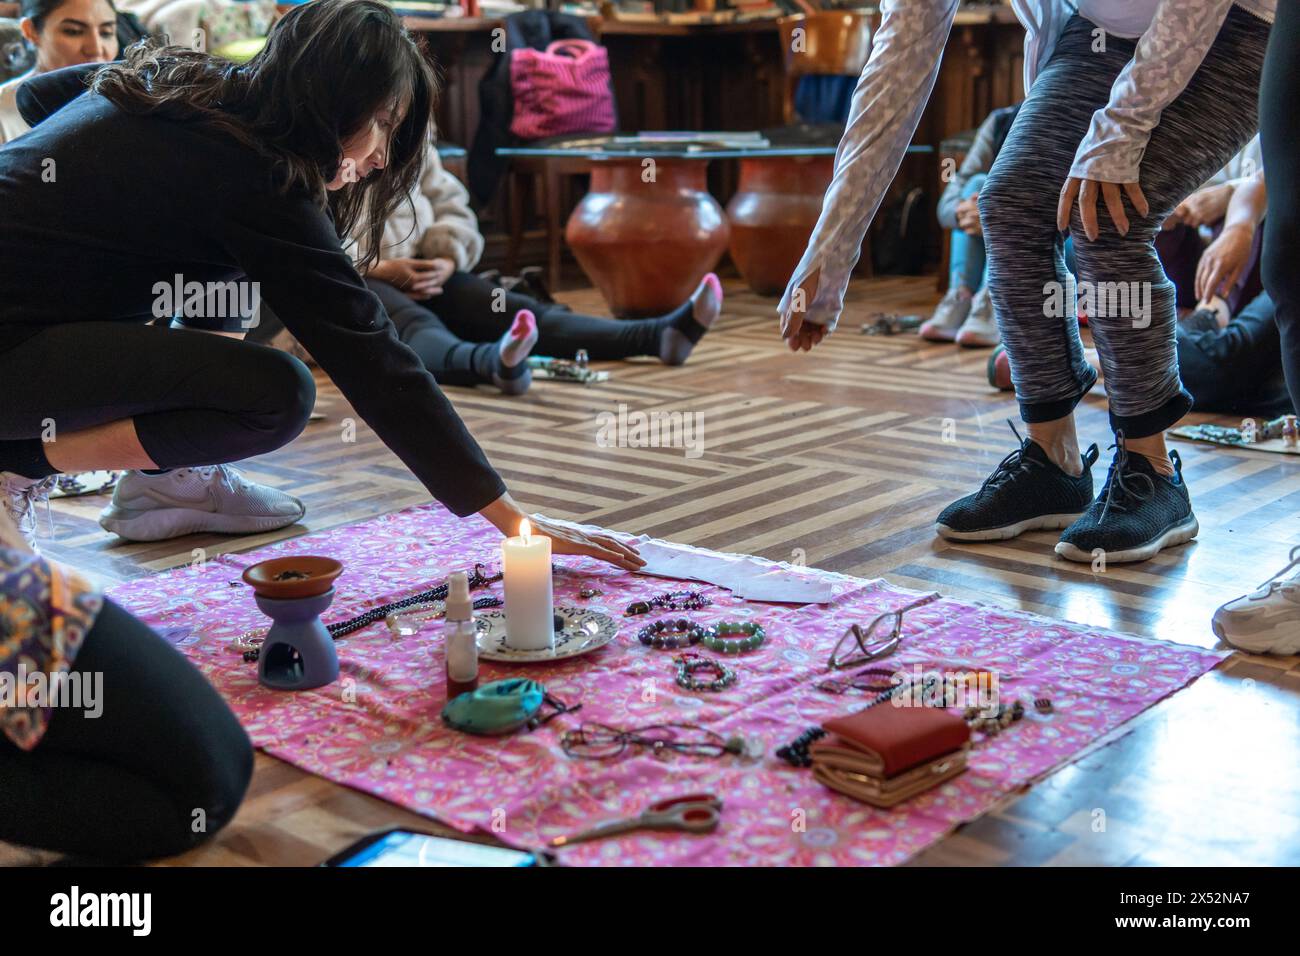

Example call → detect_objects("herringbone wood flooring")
9 275 1300 866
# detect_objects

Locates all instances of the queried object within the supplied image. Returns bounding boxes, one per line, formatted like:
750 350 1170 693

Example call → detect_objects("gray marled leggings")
980 9 1270 438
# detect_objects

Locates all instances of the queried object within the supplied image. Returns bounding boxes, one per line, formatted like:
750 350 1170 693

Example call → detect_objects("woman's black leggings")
0 598 254 861
1260 0 1300 412
0 322 315 479
373 272 673 387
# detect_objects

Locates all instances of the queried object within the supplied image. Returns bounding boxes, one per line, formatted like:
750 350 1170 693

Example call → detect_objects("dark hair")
22 0 118 31
90 0 436 271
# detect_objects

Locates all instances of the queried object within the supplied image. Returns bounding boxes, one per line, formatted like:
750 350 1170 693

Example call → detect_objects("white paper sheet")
603 534 836 604
539 518 844 603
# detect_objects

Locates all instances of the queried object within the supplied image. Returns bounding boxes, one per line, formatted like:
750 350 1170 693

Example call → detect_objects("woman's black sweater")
0 65 506 516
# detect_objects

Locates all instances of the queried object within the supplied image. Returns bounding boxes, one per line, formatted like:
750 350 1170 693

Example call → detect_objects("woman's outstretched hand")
780 268 828 352
479 493 645 571
1058 176 1149 241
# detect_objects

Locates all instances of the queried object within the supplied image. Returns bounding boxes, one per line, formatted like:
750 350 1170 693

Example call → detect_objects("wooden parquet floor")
10 275 1300 867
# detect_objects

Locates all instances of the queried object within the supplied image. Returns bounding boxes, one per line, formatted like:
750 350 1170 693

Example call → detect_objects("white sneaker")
99 465 305 542
956 286 1001 348
920 288 971 342
0 472 55 552
1212 546 1300 656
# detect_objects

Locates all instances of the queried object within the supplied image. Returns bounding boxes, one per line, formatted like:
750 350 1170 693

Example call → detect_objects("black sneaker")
1054 436 1198 564
936 425 1100 542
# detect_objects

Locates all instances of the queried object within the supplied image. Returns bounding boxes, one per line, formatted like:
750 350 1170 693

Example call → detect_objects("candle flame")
519 518 532 543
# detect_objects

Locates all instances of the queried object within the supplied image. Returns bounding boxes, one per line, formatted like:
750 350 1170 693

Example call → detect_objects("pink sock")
499 309 537 368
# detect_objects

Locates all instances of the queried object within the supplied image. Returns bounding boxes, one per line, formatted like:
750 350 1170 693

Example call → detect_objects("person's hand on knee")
1058 176 1149 241
366 257 446 301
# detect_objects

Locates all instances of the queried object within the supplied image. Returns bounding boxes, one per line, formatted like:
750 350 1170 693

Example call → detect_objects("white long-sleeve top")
779 0 1275 333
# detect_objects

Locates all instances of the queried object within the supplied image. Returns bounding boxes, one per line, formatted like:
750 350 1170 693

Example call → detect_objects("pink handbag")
509 39 616 141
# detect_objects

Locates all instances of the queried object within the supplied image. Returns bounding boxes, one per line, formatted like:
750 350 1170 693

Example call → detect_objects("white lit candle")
502 518 554 650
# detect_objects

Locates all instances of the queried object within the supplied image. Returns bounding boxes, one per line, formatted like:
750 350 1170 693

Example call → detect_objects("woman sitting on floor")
0 509 253 861
920 102 1020 348
0 0 642 571
1155 134 1263 321
256 136 724 395
0 0 119 144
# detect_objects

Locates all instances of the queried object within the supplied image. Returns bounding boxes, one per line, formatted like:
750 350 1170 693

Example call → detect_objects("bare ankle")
1025 420 1082 476
1124 434 1174 477
1136 452 1175 477
1029 438 1082 476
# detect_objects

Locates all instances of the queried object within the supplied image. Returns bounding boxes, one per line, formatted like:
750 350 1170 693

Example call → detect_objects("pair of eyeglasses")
826 593 939 670
560 722 737 761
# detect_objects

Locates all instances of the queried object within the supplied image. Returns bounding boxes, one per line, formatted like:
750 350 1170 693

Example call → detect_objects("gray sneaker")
98 465 305 542
920 288 972 342
956 286 1001 348
0 472 56 552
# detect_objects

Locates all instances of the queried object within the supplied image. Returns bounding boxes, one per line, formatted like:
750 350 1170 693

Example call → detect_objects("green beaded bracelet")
701 621 766 654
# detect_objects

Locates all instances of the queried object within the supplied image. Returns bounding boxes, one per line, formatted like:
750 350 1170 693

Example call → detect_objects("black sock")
2 439 58 479
140 468 172 476
491 344 529 381
461 342 521 383
663 298 707 345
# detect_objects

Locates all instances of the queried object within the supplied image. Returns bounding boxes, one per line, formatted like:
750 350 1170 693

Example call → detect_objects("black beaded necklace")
328 563 504 638
239 563 505 662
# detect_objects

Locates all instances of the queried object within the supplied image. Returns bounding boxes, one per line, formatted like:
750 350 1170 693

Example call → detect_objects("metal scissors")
548 793 723 848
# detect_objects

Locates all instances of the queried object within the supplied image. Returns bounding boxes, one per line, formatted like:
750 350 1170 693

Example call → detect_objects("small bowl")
242 556 343 599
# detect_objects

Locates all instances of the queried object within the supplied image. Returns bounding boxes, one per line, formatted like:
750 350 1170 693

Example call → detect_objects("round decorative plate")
475 607 618 663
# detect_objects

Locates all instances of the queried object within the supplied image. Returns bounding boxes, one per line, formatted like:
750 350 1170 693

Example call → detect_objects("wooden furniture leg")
544 160 564 290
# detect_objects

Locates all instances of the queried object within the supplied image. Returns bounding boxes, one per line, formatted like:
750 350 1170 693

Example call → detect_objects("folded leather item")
817 702 971 778
812 749 968 808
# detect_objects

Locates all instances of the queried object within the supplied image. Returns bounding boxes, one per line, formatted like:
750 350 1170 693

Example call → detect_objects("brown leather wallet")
812 749 968 808
816 703 971 778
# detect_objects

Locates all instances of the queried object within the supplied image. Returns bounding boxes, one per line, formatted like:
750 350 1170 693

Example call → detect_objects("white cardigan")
779 0 1276 333
0 71 34 145
349 140 485 272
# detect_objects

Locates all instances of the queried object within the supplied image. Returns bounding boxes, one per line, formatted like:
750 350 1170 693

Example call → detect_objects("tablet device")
322 828 550 867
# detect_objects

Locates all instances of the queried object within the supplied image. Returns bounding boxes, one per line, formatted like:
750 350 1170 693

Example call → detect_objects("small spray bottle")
444 571 479 700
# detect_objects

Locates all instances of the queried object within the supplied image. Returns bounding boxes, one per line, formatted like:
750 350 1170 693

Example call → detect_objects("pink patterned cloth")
108 504 1225 866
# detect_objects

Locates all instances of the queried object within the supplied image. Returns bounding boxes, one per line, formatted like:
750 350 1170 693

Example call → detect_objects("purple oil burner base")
255 588 340 690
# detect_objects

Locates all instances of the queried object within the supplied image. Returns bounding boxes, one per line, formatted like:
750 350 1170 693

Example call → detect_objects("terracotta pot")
566 158 730 318
726 154 834 296
242 556 343 599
